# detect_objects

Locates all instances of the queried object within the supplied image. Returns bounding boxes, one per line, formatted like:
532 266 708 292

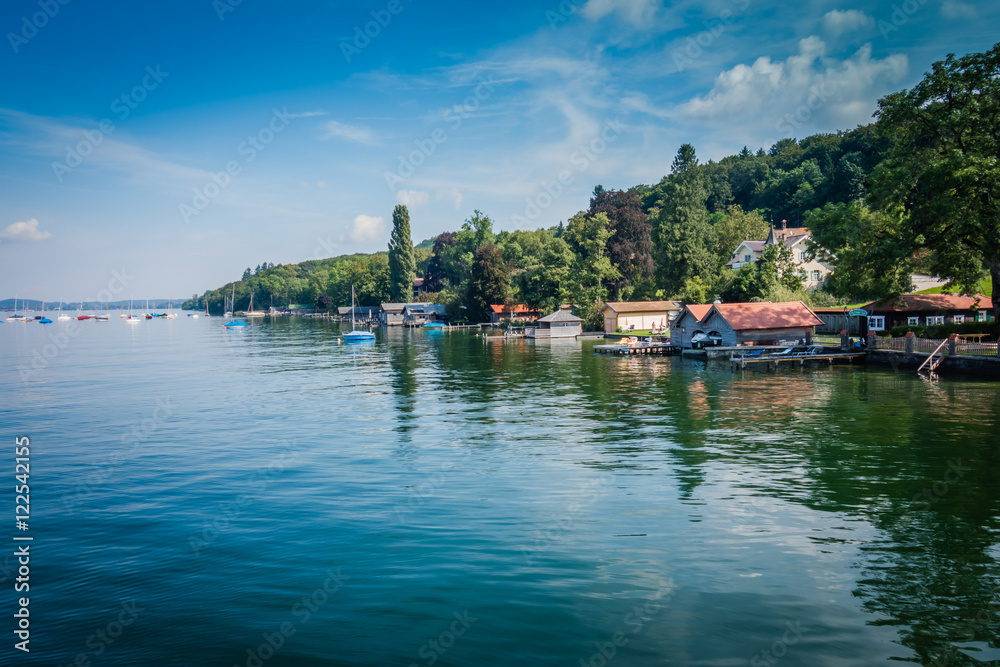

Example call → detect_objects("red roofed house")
862 293 993 333
490 304 540 324
599 301 683 334
693 301 823 347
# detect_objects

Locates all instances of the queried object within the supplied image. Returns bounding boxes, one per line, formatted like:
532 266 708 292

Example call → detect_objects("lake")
1 316 999 666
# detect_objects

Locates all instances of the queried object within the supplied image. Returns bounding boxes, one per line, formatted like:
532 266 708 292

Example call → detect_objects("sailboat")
57 303 71 321
245 293 266 318
126 297 141 323
343 286 375 342
224 283 235 317
39 299 52 324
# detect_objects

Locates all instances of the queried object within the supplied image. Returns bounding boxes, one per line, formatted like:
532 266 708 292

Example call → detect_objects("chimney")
781 219 787 230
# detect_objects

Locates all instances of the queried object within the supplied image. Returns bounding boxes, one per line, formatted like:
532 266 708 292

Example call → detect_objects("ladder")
917 339 948 374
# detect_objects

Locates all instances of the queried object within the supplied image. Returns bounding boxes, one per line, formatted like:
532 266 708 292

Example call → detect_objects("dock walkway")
730 351 866 370
594 342 681 356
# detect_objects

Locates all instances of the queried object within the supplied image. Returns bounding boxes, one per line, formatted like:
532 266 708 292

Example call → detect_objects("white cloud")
676 38 908 131
347 215 385 243
322 120 377 144
395 190 430 207
941 0 977 20
822 9 874 36
582 0 658 27
436 188 463 210
0 218 52 242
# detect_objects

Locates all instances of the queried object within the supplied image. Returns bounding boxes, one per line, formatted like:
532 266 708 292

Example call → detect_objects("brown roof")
865 293 993 313
707 301 823 331
602 301 682 313
490 304 537 314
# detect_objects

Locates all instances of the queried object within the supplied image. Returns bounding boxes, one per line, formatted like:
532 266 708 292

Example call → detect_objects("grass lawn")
916 277 992 295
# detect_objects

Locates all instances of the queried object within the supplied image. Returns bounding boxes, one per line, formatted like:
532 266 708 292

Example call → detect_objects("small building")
403 303 447 326
288 304 315 316
490 304 540 324
670 304 714 348
726 241 766 270
697 301 823 347
600 301 683 334
812 308 862 335
379 303 407 326
338 306 379 321
726 223 834 289
862 293 993 333
413 278 428 298
527 309 583 339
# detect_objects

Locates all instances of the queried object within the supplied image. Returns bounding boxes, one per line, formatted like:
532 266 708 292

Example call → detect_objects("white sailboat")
343 286 375 342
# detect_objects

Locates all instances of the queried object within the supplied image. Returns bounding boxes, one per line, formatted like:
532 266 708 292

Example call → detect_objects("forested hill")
184 122 891 315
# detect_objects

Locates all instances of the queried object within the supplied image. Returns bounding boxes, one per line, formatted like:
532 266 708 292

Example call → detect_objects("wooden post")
840 330 848 351
905 331 914 355
947 333 959 356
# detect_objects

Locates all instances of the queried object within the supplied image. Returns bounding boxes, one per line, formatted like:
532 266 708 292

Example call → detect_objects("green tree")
872 42 1000 323
711 205 770 271
467 242 510 322
563 211 620 328
651 145 715 296
589 188 654 300
388 204 416 302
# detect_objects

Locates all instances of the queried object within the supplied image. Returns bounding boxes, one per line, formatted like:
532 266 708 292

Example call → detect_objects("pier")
594 342 681 356
730 351 866 370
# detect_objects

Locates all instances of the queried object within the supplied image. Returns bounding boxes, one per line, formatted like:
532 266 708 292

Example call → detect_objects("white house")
727 223 834 289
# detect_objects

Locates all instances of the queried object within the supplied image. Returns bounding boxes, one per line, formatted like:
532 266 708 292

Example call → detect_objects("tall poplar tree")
388 204 416 302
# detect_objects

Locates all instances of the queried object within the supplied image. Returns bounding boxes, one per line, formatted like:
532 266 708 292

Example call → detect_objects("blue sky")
1 0 998 301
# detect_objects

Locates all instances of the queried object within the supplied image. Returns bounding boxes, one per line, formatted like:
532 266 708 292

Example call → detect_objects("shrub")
888 320 997 341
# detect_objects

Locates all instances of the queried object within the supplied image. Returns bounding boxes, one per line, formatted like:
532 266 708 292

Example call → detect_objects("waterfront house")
701 301 823 346
403 304 447 326
527 309 583 339
680 301 823 347
379 303 407 326
861 293 994 333
490 304 540 324
812 308 862 335
600 301 683 334
671 304 714 348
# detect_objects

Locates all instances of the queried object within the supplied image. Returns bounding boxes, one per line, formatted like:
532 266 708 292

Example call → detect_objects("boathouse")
600 301 682 334
527 309 583 339
670 304 714 348
403 304 447 326
697 301 823 347
379 303 407 326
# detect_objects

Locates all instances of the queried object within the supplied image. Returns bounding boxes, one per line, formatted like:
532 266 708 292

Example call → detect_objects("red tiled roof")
865 293 993 313
707 301 823 331
602 301 682 313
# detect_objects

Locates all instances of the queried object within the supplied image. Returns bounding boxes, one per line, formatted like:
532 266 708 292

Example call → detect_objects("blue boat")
39 317 52 324
421 322 446 329
343 286 375 342
224 320 248 329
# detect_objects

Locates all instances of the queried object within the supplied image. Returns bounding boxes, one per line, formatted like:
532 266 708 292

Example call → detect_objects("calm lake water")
1 316 999 666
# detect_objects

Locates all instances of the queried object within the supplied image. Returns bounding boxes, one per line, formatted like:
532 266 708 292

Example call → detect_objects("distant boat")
39 299 51 324
245 293 266 318
126 297 141 323
421 322 446 329
343 286 375 342
224 320 248 330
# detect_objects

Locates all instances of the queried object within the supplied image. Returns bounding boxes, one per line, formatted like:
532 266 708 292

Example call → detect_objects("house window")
744 254 751 263
799 252 807 262
952 315 965 324
907 317 920 326
927 316 945 325
811 270 821 282
868 316 885 331
977 311 987 322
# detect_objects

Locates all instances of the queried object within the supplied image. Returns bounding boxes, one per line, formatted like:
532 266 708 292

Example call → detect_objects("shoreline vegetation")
183 43 1000 334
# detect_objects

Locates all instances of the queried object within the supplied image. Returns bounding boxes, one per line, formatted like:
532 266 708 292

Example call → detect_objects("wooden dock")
594 343 681 356
730 351 866 370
